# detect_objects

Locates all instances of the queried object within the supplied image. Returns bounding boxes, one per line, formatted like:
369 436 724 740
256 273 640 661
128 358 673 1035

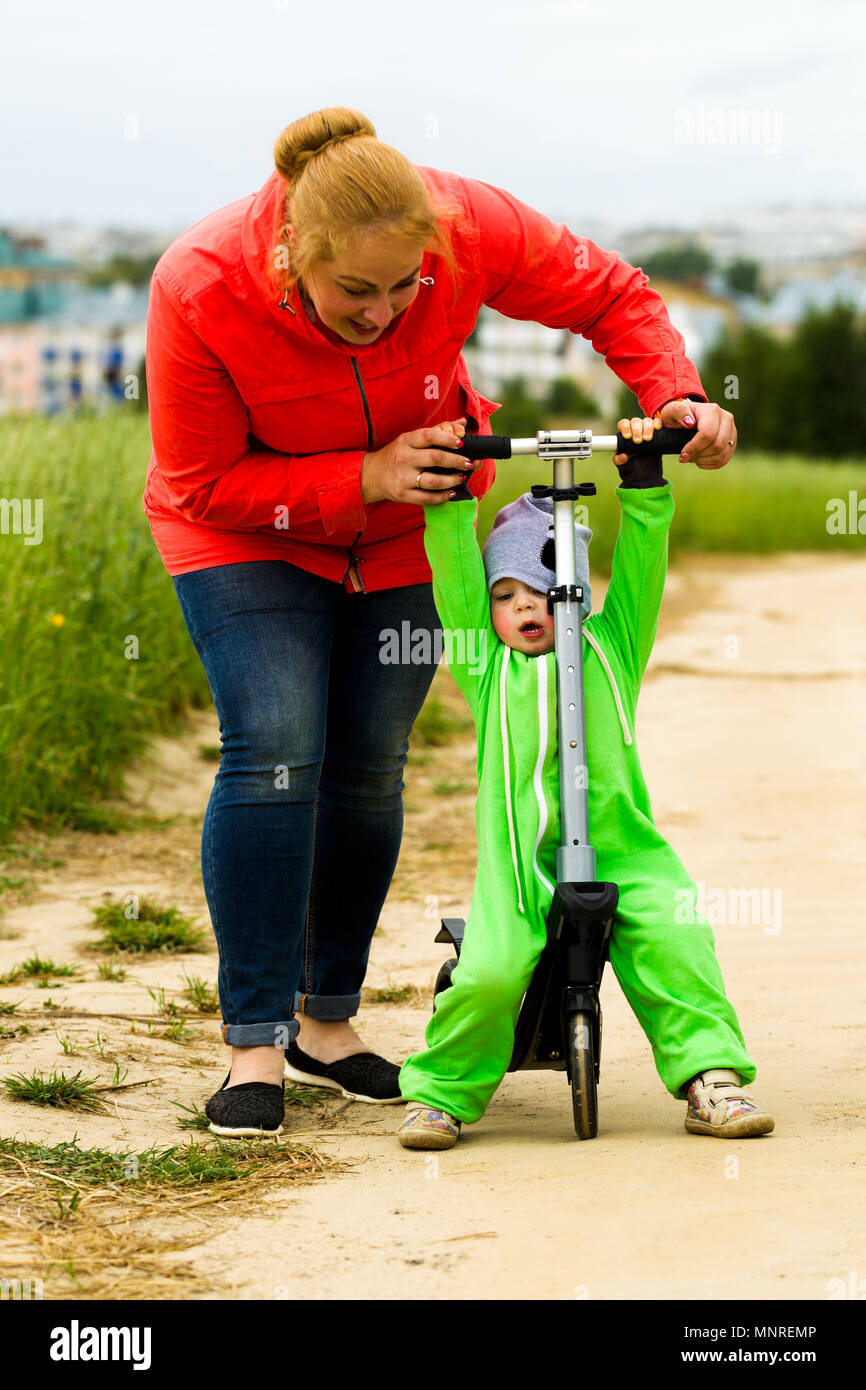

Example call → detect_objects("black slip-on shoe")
284 1041 403 1104
205 1072 285 1137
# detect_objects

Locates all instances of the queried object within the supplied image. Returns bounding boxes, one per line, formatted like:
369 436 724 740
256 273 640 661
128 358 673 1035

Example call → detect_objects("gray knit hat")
482 493 592 618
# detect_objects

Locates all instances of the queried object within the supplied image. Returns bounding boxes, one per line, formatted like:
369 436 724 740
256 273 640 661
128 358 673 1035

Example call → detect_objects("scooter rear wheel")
567 1011 598 1139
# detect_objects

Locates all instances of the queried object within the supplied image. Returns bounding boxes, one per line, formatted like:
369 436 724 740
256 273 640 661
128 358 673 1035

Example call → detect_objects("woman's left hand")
656 398 738 471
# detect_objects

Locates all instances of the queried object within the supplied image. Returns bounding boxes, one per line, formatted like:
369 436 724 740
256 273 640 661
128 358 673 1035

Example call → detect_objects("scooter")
425 422 697 1138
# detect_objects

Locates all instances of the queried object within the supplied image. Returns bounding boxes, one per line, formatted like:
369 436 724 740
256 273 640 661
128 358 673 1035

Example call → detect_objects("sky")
2 0 864 235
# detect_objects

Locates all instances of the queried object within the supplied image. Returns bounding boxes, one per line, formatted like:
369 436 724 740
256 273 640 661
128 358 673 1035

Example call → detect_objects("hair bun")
273 106 377 184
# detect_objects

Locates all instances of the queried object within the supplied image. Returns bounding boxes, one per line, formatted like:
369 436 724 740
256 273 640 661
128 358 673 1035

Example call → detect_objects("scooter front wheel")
567 1011 598 1139
434 957 457 998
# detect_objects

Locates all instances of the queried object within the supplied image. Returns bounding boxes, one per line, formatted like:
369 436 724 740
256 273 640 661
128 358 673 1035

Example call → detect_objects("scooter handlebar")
433 424 698 462
423 424 699 500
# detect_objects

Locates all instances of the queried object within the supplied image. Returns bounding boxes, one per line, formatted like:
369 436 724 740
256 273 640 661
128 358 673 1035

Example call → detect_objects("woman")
143 106 736 1137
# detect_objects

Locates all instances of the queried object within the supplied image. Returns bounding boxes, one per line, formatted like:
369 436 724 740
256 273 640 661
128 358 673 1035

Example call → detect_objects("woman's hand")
361 418 470 505
656 398 737 470
613 399 738 472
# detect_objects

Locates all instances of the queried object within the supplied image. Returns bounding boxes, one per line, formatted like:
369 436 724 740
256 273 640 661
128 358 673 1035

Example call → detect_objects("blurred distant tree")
547 375 599 418
699 323 791 452
493 375 547 437
639 241 713 288
723 257 763 298
783 300 866 455
614 385 651 422
85 253 162 288
690 300 866 457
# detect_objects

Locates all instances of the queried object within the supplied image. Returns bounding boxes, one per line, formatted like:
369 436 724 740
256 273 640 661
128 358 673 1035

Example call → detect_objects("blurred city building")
0 228 149 415
464 279 736 414
1 203 864 419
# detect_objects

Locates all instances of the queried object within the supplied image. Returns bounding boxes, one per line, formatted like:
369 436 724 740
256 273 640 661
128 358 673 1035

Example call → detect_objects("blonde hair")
270 106 462 307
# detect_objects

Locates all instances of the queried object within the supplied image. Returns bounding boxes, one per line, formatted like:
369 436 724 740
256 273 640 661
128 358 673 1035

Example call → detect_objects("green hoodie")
399 484 755 1123
422 485 674 918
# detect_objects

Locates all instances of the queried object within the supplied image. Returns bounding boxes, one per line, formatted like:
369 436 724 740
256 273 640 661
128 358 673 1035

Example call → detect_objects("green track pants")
399 839 756 1125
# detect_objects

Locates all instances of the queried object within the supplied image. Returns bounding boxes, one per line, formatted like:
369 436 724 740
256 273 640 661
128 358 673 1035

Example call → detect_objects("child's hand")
437 417 467 445
436 417 475 492
613 414 661 467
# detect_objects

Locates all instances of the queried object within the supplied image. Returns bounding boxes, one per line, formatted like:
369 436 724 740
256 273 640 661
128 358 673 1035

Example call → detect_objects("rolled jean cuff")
220 1019 299 1047
293 991 361 1021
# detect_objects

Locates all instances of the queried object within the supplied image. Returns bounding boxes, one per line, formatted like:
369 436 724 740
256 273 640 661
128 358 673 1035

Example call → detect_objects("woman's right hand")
361 418 473 505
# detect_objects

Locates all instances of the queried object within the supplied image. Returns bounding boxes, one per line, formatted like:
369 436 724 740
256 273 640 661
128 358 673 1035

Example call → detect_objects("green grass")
0 1133 294 1186
181 973 220 1013
146 984 184 1017
95 959 127 981
19 952 77 979
0 840 67 907
477 452 866 574
362 983 420 1004
2 1068 106 1111
161 1018 191 1043
172 1101 212 1132
411 693 473 746
0 413 211 841
89 894 205 954
0 1023 29 1039
0 411 861 844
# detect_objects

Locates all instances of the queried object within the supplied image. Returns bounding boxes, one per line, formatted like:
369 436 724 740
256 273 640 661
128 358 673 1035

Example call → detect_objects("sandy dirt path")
1 550 864 1300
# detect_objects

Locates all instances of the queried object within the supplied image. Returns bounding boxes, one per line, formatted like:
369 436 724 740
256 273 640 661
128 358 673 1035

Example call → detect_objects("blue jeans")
171 560 442 1048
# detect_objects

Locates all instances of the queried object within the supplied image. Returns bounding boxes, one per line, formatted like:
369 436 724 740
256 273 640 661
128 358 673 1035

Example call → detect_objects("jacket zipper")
344 357 374 594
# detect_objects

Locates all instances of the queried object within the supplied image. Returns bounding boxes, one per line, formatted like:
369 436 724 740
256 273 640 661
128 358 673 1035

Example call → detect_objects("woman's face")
296 230 424 345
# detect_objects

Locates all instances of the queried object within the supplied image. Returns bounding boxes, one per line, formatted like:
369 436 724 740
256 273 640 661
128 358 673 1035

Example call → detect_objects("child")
398 429 775 1149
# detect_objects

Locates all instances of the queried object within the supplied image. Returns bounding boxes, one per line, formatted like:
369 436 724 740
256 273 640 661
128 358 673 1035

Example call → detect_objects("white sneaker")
397 1102 461 1150
685 1068 775 1138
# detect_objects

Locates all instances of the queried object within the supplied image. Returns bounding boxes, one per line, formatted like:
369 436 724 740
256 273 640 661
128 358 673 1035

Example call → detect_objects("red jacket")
143 166 705 591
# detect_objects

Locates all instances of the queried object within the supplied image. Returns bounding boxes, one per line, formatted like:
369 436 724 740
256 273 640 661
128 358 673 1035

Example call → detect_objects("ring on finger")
416 471 423 489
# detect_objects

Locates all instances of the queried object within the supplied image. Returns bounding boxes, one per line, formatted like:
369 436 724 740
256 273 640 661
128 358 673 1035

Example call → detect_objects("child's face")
490 577 555 655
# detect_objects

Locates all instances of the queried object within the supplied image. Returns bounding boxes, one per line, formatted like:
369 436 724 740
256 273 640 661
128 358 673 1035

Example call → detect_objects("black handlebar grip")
450 433 513 460
617 426 698 457
423 434 513 500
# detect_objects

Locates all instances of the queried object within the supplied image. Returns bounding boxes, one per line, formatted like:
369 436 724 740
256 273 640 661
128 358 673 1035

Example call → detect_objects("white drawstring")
499 626 633 916
531 656 555 896
583 628 633 745
499 647 525 915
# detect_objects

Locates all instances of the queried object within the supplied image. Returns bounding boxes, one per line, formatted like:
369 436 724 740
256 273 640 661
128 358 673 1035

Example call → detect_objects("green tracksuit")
399 484 755 1124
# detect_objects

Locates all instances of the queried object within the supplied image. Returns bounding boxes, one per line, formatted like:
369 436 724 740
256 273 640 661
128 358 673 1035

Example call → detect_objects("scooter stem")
550 454 596 883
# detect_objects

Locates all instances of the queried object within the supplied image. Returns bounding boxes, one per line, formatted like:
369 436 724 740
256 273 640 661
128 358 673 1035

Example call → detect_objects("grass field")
0 413 210 840
477 450 866 565
0 411 863 840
